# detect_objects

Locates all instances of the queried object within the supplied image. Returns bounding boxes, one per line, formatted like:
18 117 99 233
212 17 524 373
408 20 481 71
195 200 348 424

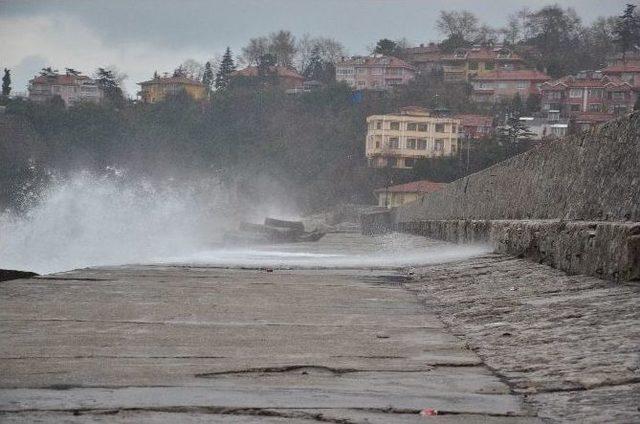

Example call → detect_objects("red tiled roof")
232 66 304 80
138 76 204 86
30 74 93 85
541 73 631 90
472 70 550 81
337 55 415 70
374 180 445 194
601 64 640 73
454 114 494 127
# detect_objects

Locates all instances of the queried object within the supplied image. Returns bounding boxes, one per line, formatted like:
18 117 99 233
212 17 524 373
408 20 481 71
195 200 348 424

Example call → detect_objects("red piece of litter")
420 408 439 416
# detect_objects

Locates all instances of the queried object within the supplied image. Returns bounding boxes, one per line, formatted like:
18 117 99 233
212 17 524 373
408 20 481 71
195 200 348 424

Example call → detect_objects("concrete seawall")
362 113 640 282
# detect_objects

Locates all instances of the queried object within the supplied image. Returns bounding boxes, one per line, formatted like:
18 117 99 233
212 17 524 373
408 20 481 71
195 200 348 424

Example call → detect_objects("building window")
417 139 427 150
417 123 428 132
588 89 603 98
517 81 527 89
611 91 626 100
468 62 479 70
451 124 458 133
371 67 383 75
569 89 583 98
404 158 415 168
589 104 603 112
435 123 445 132
390 121 400 130
376 121 382 130
485 62 495 70
388 137 399 148
357 68 366 74
546 91 562 100
406 138 416 149
570 104 581 112
407 122 417 131
434 139 445 151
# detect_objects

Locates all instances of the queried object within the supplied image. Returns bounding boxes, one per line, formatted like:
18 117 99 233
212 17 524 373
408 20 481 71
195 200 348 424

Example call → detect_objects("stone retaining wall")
395 113 640 223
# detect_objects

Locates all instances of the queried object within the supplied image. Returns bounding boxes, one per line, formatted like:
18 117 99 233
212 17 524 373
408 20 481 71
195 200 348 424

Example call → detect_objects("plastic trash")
420 408 438 416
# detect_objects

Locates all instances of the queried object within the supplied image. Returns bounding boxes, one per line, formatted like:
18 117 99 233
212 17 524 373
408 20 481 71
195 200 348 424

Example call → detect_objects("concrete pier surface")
0 233 637 423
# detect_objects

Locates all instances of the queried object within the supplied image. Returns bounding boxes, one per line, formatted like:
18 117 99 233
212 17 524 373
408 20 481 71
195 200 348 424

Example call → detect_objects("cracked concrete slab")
0 236 540 423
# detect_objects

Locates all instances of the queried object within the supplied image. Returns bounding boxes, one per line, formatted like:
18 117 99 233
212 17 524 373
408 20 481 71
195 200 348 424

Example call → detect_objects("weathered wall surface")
396 219 640 282
394 113 640 223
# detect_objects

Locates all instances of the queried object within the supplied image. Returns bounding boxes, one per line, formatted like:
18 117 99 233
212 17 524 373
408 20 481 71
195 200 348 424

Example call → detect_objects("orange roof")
472 70 550 82
30 74 93 85
337 55 415 70
138 76 204 86
454 114 494 127
232 66 304 80
374 180 444 194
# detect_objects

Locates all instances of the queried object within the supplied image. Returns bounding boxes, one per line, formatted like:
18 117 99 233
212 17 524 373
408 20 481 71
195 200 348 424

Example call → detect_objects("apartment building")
365 107 461 169
471 70 550 102
400 43 443 73
28 72 102 106
539 71 636 130
137 75 207 103
335 55 416 90
440 46 527 82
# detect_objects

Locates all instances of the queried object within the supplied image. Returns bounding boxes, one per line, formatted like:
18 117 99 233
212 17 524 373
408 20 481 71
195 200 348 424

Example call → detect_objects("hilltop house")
232 65 305 90
28 71 102 106
540 70 636 130
365 107 461 169
470 70 550 103
137 75 207 103
335 55 416 90
440 46 527 82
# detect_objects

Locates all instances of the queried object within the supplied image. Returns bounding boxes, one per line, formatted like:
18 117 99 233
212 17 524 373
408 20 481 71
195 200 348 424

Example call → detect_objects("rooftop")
337 55 415 69
232 65 304 80
374 180 445 194
471 69 550 81
30 73 95 86
454 114 494 127
138 76 205 86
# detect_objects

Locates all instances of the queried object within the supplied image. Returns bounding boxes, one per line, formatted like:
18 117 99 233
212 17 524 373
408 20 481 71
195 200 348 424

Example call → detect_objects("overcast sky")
0 0 630 95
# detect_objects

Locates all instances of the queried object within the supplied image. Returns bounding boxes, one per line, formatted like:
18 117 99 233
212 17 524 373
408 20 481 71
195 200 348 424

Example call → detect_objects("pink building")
471 70 550 102
335 55 416 90
28 72 102 106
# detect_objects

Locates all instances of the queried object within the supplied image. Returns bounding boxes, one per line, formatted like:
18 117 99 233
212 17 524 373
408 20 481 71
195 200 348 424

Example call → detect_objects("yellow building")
137 76 207 103
441 46 526 82
375 180 444 208
366 107 461 169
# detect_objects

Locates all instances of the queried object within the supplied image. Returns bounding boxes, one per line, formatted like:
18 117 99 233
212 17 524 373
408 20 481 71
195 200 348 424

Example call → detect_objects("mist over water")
0 172 491 275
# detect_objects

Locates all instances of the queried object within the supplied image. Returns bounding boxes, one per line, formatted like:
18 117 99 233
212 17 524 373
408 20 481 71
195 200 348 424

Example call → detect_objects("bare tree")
296 35 346 72
268 30 297 67
180 59 205 80
241 36 269 66
436 10 479 42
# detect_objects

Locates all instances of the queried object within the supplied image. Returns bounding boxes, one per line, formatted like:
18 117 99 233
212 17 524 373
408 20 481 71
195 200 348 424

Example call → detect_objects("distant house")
517 112 569 141
137 75 207 103
335 55 416 90
400 43 443 74
454 114 495 139
232 65 304 89
539 70 636 130
28 72 102 106
440 46 527 82
374 179 444 208
470 70 551 102
366 107 461 169
601 64 640 90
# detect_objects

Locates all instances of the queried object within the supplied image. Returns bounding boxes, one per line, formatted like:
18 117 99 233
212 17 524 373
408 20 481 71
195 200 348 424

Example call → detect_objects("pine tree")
202 62 214 92
2 68 11 97
95 67 123 105
215 47 236 89
614 4 640 62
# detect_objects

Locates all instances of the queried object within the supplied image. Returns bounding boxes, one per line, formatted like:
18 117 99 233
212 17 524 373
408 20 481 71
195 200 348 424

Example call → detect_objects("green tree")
614 4 640 61
2 68 11 97
95 67 124 105
373 39 399 56
498 114 535 154
215 47 236 90
202 61 214 92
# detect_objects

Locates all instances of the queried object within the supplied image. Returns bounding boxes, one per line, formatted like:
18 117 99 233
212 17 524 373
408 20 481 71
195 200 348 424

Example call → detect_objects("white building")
28 72 102 106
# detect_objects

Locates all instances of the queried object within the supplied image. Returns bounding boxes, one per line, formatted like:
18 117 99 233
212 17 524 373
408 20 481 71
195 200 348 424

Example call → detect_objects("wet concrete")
0 234 540 423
